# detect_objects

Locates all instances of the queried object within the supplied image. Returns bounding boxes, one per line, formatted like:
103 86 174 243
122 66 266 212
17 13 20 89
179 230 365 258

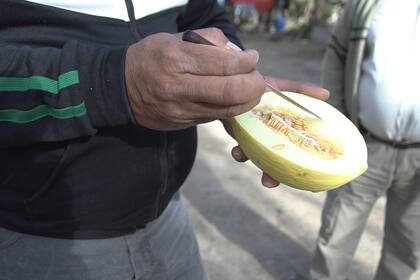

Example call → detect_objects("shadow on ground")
184 158 310 279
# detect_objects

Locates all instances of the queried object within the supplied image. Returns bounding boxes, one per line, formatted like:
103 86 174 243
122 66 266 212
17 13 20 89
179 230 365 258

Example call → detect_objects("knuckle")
144 33 169 51
166 105 184 120
251 72 267 95
203 112 216 121
161 45 178 64
233 76 250 102
196 110 214 122
158 81 175 101
200 27 227 46
222 55 240 75
208 27 224 37
257 82 266 95
149 35 178 58
228 74 264 105
220 78 235 103
224 106 241 118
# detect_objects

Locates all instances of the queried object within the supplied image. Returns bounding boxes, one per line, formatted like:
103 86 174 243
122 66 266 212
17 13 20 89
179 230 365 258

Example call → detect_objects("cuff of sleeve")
85 46 137 127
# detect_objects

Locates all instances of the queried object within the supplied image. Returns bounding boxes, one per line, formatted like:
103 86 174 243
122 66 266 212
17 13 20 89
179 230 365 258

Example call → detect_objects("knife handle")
182 30 217 46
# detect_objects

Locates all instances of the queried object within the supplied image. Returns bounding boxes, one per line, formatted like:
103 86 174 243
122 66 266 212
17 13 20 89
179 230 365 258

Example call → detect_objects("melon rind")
232 91 368 192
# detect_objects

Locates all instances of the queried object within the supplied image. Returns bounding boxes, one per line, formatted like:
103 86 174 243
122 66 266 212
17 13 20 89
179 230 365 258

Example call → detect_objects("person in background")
277 0 290 16
310 0 420 279
0 1 328 279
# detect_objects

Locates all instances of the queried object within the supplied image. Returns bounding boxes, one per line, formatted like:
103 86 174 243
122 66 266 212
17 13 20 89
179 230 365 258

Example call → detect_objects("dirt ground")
181 33 387 280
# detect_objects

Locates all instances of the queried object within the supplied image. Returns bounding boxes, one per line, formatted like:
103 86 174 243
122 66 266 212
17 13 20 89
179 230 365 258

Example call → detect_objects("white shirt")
358 0 420 142
27 0 189 21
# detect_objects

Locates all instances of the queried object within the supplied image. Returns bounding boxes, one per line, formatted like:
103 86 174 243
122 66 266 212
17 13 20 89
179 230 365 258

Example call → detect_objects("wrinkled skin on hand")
125 28 265 131
125 27 329 188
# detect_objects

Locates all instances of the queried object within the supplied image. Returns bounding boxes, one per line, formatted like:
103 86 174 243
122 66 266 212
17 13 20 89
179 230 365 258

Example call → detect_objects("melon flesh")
232 91 367 192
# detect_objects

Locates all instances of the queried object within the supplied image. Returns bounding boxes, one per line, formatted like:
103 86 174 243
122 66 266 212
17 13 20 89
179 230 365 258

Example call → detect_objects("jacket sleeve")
0 42 136 147
177 0 244 49
321 1 352 115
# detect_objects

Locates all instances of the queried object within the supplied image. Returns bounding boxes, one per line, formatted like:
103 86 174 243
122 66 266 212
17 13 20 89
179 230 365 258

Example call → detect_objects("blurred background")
182 1 386 279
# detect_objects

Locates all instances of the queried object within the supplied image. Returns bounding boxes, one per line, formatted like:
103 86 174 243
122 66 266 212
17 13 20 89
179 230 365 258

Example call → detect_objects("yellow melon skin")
232 91 368 192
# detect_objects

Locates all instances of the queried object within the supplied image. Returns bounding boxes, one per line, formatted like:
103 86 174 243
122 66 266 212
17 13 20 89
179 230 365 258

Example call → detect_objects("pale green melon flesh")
232 91 368 192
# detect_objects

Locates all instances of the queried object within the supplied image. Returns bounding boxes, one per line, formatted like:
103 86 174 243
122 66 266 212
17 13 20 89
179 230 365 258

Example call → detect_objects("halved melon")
232 91 367 192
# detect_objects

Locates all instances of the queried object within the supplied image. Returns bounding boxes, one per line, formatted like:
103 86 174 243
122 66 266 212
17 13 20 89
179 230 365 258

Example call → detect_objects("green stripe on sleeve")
0 102 87 123
0 70 79 94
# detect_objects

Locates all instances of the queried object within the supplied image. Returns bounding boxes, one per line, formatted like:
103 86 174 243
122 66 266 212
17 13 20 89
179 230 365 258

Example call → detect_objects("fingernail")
262 173 279 188
232 148 241 158
232 147 247 162
322 88 330 99
263 179 278 188
226 41 242 51
248 49 259 64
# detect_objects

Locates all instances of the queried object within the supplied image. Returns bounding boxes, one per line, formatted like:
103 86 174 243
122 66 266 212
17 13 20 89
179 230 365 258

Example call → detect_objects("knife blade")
182 30 322 119
264 82 322 119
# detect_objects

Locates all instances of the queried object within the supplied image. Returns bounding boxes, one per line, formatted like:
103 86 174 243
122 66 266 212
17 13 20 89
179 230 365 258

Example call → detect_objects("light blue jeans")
310 135 420 280
0 195 207 280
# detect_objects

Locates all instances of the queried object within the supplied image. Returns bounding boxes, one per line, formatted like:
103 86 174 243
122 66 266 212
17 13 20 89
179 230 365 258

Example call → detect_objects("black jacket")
0 0 241 239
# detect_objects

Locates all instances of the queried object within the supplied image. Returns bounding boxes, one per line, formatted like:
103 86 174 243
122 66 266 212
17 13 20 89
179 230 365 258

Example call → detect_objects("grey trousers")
0 195 207 280
310 135 420 280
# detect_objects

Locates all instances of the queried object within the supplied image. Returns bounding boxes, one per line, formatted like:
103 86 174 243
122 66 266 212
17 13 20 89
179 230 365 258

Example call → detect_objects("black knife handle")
182 30 216 47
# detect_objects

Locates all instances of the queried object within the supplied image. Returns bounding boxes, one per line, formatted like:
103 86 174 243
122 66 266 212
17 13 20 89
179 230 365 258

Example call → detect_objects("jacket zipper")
123 0 169 215
124 0 142 40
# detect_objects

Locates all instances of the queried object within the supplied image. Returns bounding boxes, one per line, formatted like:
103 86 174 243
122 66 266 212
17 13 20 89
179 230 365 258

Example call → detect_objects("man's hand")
225 77 330 188
125 28 266 131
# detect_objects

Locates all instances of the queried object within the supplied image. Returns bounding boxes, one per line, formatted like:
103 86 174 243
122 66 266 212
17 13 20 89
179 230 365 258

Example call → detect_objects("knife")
182 30 322 119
